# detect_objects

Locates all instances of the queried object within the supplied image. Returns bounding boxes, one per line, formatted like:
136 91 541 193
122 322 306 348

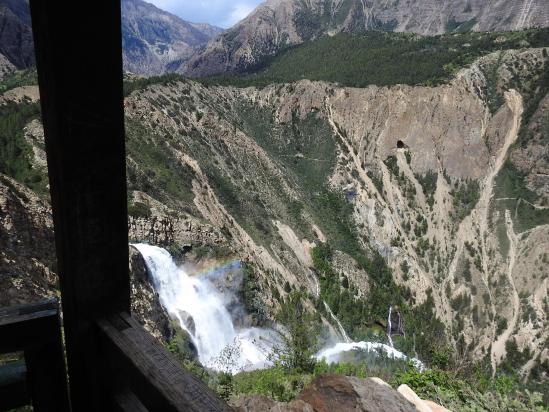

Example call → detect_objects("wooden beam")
97 313 231 412
0 300 70 412
29 0 130 409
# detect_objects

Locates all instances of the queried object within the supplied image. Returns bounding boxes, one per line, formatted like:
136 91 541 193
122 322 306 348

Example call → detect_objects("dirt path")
491 210 520 375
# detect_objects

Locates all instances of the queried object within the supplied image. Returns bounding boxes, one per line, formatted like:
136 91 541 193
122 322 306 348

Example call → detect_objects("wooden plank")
29 0 130 409
0 310 57 353
0 299 57 317
97 313 232 412
0 299 59 354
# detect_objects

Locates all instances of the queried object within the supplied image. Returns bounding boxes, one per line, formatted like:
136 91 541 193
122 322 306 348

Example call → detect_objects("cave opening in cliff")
396 140 405 149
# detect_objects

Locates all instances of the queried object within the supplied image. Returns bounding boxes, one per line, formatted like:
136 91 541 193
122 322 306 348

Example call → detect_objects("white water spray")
316 341 424 370
133 243 277 374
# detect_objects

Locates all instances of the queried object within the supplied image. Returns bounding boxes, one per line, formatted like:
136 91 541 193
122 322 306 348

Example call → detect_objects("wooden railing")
0 300 231 411
0 299 69 411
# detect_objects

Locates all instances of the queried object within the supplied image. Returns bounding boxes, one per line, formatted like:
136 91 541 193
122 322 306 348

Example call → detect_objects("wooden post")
29 1 130 410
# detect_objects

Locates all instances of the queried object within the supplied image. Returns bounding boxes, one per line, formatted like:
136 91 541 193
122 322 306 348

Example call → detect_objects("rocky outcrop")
121 0 222 75
182 0 549 77
129 245 175 344
232 375 448 411
0 52 15 79
0 174 57 307
129 213 226 249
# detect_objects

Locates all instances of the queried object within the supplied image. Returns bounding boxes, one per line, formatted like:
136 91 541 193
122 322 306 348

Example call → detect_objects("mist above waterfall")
133 244 423 375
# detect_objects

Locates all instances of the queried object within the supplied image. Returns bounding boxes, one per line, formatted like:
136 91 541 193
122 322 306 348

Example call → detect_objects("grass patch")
125 118 196 209
493 160 549 232
0 69 37 94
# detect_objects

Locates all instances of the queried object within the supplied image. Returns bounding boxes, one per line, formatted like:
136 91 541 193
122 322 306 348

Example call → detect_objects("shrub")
127 201 152 219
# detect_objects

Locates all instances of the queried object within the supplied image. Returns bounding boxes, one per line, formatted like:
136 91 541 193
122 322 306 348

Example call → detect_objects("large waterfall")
134 244 423 374
133 244 278 374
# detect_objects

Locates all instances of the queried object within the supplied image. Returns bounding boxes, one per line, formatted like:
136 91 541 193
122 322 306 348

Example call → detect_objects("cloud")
147 0 263 28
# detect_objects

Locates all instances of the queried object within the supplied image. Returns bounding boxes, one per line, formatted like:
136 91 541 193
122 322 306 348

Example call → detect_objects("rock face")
121 0 222 75
232 375 436 411
183 0 549 77
0 178 177 348
129 245 175 344
0 0 34 69
0 174 57 307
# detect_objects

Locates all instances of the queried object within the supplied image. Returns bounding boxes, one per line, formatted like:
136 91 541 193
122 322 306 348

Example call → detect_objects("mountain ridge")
0 0 223 76
121 0 223 75
182 0 549 77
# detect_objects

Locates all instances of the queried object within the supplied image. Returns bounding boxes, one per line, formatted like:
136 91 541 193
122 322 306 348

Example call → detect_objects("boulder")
298 375 417 412
233 375 418 412
397 384 433 412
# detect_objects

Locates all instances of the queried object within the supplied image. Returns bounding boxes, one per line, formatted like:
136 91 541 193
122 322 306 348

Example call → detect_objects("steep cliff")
124 46 549 378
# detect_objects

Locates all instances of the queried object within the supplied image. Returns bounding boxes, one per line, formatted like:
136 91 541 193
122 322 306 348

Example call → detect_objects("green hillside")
201 28 549 88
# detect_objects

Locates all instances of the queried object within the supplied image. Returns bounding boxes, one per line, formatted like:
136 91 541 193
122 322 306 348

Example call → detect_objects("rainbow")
192 258 242 280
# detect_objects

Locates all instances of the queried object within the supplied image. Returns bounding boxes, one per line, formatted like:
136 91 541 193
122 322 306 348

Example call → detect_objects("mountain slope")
124 42 549 381
121 0 223 75
182 0 549 77
0 0 34 69
0 0 223 75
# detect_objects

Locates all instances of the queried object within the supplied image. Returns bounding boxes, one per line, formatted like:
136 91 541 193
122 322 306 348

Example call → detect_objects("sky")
147 0 264 28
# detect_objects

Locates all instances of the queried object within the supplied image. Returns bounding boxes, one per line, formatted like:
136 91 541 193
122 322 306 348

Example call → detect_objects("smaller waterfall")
323 301 351 343
387 306 394 348
398 311 405 338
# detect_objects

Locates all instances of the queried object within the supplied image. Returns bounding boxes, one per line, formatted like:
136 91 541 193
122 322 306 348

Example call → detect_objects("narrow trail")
491 210 520 375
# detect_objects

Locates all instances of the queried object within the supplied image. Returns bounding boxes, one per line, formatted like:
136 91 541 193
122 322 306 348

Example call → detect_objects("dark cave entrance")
396 140 405 149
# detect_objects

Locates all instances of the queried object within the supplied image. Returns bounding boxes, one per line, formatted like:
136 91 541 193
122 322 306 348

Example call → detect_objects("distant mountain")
0 0 223 76
182 0 549 77
121 0 223 75
0 0 34 69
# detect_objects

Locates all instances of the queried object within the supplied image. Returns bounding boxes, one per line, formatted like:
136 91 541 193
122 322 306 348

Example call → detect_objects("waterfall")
133 243 278 374
387 306 394 348
133 244 424 374
323 300 351 343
